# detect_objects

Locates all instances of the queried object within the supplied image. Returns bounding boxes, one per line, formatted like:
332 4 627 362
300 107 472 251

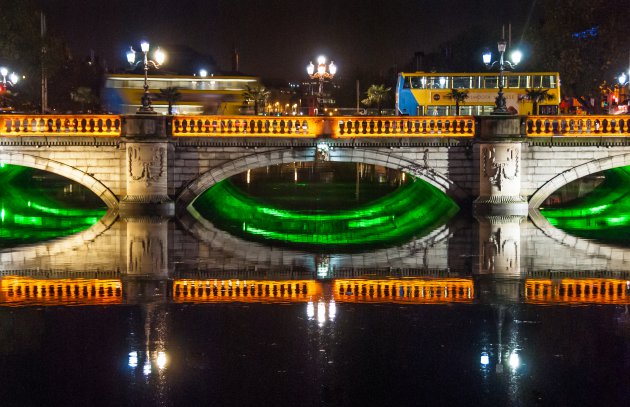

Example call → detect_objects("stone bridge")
1 114 630 216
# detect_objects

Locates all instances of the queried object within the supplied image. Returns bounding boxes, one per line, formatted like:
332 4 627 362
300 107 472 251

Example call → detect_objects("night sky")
44 0 536 80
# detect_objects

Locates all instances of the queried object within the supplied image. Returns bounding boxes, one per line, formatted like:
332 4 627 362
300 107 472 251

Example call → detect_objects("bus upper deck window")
403 77 410 89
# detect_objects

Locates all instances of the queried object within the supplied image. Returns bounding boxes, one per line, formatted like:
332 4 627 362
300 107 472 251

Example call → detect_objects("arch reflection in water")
192 166 459 250
541 166 630 244
0 164 107 247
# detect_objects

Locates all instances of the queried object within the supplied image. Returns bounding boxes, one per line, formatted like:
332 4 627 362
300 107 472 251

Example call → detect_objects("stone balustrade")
0 114 122 137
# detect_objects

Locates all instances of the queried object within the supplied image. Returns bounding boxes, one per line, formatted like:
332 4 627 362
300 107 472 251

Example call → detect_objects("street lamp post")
306 56 337 114
0 66 20 109
483 40 522 114
127 41 166 113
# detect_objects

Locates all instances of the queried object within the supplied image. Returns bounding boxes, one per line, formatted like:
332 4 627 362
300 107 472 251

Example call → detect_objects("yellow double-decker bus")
396 71 561 116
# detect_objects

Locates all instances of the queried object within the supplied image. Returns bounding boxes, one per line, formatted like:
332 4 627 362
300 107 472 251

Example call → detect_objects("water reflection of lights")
480 352 490 367
508 351 520 370
128 351 169 375
307 300 337 326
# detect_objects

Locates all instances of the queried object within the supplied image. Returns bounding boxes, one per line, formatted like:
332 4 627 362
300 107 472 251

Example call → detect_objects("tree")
361 84 391 114
525 88 554 115
70 86 96 112
446 88 469 116
158 87 182 115
524 0 629 113
243 85 270 115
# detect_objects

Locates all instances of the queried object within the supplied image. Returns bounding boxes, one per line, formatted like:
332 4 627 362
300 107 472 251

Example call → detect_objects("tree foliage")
243 85 270 115
524 0 629 111
525 88 554 115
446 88 469 115
361 84 391 114
158 87 182 115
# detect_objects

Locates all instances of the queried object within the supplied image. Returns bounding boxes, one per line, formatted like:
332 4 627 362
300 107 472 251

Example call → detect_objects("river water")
1 163 630 406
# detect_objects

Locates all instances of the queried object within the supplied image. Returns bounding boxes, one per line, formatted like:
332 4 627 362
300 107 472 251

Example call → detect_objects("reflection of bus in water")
102 74 260 115
396 72 561 116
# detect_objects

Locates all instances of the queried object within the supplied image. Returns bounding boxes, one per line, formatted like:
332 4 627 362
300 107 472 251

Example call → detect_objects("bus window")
483 76 499 88
403 77 411 89
410 76 425 89
507 75 521 88
452 76 472 89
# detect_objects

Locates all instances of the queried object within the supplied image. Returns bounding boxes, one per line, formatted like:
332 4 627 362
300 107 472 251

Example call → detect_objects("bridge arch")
0 152 119 208
175 147 468 210
529 153 630 209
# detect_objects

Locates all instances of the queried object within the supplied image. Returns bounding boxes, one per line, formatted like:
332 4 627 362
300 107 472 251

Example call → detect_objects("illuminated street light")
306 55 337 114
483 39 522 114
126 41 166 113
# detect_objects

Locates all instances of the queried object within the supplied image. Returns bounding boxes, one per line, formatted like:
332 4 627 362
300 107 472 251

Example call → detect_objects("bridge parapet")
332 116 475 137
526 115 630 137
0 114 122 137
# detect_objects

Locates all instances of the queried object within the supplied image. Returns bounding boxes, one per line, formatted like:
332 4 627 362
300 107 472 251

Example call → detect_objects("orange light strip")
0 276 122 306
331 116 475 138
333 278 474 304
0 115 122 137
173 279 322 303
172 115 324 137
525 278 630 304
526 116 630 137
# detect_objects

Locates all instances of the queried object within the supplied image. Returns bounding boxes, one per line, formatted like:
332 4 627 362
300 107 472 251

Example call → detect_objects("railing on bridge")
2 113 630 139
172 116 325 137
526 116 630 137
0 115 122 137
331 116 475 138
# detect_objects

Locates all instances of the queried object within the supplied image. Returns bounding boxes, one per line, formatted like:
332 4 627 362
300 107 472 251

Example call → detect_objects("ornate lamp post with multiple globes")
307 56 337 95
306 56 337 114
127 41 166 113
482 40 522 114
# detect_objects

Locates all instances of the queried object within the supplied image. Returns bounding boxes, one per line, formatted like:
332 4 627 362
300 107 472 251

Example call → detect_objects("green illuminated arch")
0 152 118 208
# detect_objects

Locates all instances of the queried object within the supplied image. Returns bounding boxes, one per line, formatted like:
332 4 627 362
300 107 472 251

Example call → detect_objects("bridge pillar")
474 116 528 216
122 215 171 303
476 215 524 279
119 114 174 217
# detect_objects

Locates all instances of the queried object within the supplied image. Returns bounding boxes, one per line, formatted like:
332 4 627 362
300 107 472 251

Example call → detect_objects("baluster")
202 119 210 134
534 119 542 134
551 119 559 135
105 118 112 134
257 120 263 134
437 119 443 134
602 119 609 134
543 119 551 134
212 120 218 134
610 119 617 134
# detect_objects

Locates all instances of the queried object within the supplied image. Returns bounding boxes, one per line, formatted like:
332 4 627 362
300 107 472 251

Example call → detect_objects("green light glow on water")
0 164 107 247
541 166 630 243
193 176 459 250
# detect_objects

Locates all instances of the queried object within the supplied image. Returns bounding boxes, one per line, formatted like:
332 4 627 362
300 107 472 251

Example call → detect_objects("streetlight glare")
482 51 492 65
620 72 628 85
317 55 326 65
199 69 208 77
140 41 150 53
306 61 315 76
329 61 337 76
9 73 18 84
126 47 136 65
0 67 7 77
511 50 523 65
154 47 166 65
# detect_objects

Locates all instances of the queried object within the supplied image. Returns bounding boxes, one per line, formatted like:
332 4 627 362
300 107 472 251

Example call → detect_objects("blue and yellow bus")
102 74 260 115
396 71 561 116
